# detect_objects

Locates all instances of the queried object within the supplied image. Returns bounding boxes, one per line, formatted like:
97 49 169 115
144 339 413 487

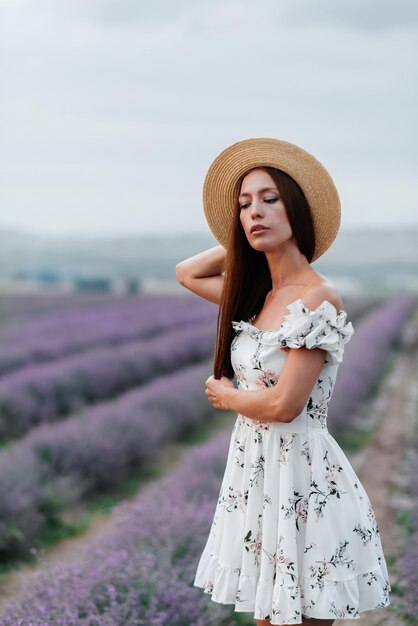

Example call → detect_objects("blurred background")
0 0 417 296
0 1 417 625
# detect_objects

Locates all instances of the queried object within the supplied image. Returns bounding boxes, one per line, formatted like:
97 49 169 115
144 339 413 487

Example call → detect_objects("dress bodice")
230 298 355 431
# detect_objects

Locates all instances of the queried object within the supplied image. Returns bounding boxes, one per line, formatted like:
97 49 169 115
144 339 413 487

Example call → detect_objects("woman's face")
238 168 293 251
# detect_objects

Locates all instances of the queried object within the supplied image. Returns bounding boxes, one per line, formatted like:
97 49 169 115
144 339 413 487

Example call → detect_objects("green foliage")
395 509 415 536
337 427 375 453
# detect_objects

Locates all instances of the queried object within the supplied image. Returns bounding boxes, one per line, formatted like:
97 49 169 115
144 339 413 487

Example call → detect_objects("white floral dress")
193 298 391 624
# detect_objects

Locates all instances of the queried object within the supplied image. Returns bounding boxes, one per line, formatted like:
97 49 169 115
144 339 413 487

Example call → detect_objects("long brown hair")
213 166 316 380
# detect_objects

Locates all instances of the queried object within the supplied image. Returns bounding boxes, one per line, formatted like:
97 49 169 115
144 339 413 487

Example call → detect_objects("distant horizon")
0 221 417 297
1 221 418 241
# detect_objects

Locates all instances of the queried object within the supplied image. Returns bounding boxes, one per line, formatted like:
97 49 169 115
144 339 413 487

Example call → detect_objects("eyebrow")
239 187 278 198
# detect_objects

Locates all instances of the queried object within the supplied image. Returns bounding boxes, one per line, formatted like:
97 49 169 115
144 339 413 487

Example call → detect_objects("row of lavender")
0 294 384 442
0 290 373 447
0 294 194 337
0 423 236 626
0 358 215 561
0 293 376 378
0 315 217 440
0 291 136 324
328 295 418 435
0 294 216 376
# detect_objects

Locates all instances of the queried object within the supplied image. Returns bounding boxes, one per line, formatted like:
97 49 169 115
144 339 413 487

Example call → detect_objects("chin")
249 242 271 253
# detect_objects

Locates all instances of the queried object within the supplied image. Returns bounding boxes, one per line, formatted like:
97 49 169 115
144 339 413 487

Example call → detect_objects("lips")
250 225 269 233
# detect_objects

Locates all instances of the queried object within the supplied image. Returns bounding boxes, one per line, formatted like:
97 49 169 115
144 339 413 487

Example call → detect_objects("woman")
176 138 391 625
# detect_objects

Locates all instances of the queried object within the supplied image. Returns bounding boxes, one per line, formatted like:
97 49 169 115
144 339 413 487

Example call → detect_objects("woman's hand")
205 375 236 410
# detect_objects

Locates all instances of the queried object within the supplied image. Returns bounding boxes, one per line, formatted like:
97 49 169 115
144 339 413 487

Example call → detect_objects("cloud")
20 0 418 31
0 0 416 235
280 0 418 31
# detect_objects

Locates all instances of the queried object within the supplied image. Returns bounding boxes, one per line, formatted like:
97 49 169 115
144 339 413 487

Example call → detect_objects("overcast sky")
1 0 417 238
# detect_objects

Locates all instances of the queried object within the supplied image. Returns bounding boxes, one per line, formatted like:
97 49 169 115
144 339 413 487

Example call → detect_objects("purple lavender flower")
0 295 216 377
0 425 234 625
328 296 417 435
0 316 216 439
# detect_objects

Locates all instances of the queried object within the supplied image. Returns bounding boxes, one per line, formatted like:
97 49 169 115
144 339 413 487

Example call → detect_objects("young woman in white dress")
176 138 390 626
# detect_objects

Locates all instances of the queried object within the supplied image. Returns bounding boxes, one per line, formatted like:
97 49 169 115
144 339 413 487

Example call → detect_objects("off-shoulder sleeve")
279 299 355 365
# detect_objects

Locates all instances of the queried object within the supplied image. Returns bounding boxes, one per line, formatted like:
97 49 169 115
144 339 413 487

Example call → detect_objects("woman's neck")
265 244 312 294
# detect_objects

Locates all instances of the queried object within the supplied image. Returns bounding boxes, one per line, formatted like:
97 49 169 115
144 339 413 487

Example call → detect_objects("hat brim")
202 137 341 262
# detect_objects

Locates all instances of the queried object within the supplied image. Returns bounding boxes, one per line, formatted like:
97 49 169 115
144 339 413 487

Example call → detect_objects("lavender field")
398 468 418 622
0 357 223 559
0 315 217 440
0 290 416 624
0 295 216 377
328 295 418 436
0 291 140 324
0 425 236 626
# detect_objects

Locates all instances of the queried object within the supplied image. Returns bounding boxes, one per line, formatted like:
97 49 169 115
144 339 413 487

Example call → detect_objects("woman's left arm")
205 346 327 423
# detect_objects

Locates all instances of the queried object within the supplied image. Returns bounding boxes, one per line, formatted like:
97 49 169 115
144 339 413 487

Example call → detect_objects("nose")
250 198 264 218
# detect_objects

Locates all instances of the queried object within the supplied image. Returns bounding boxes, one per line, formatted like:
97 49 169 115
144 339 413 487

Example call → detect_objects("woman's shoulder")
281 278 354 365
301 276 344 313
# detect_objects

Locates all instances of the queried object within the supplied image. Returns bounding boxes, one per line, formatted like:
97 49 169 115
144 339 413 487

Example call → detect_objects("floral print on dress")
244 513 265 567
235 363 249 389
309 451 347 519
281 490 309 531
330 602 359 619
234 436 245 468
193 298 391 624
306 376 333 428
256 369 279 388
251 420 271 444
278 433 296 464
353 501 381 547
301 439 312 466
308 539 356 590
275 534 298 584
218 484 248 513
249 453 265 488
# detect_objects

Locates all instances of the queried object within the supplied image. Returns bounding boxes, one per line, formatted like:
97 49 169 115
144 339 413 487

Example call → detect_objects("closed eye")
240 197 280 210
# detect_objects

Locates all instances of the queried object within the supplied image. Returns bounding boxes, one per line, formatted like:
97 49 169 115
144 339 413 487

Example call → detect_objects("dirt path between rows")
335 310 418 626
1 313 417 624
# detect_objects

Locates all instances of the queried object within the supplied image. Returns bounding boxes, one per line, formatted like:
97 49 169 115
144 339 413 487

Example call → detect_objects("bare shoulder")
302 278 344 313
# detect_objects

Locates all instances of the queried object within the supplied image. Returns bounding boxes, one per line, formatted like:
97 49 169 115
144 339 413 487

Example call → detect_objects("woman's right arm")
175 245 226 305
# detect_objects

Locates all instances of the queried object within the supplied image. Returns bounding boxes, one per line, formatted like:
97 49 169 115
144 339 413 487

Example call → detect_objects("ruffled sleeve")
279 299 355 365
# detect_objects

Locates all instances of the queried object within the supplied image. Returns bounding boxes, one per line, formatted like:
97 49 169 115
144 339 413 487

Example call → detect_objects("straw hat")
202 137 341 262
